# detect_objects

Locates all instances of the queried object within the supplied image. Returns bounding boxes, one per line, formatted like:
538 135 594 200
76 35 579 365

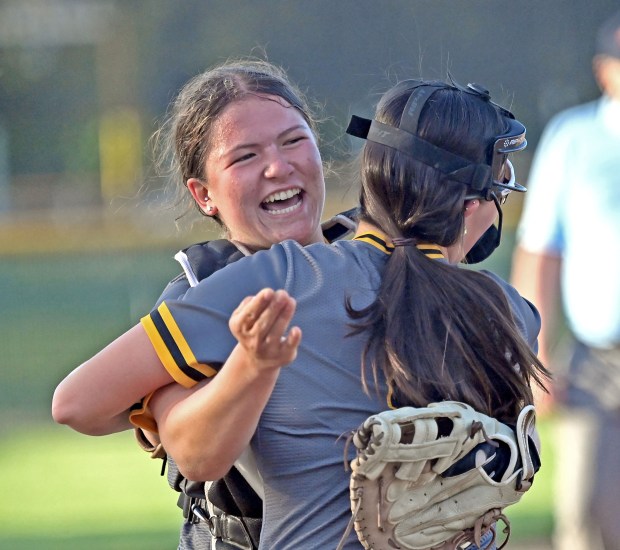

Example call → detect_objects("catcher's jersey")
141 232 540 549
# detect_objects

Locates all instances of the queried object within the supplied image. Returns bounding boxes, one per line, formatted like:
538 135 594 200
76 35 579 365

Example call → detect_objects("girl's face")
188 94 325 251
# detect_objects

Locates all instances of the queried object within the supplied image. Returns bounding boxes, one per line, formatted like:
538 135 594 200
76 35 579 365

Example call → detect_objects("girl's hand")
229 288 302 372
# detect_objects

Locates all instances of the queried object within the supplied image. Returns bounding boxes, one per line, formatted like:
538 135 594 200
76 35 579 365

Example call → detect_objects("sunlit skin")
594 54 620 100
187 94 326 252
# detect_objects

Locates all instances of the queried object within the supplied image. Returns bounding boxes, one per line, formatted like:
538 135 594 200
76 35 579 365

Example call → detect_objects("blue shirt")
517 97 620 348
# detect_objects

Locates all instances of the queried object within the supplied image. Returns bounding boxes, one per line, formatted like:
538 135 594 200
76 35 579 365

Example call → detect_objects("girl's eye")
231 153 255 165
284 136 305 146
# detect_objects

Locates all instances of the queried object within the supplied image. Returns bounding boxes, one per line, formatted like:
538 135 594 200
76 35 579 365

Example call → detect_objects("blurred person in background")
511 10 620 550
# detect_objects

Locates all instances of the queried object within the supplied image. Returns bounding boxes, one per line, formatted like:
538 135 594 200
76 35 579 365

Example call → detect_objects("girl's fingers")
232 295 254 317
277 326 302 364
283 326 302 349
263 291 298 346
248 289 294 339
266 293 296 343
231 289 301 362
231 289 275 330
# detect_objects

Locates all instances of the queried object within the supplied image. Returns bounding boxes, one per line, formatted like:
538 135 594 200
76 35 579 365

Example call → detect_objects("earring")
464 227 468 236
206 205 214 213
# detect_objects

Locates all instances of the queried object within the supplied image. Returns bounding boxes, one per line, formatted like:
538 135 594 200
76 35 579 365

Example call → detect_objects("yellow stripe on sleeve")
158 303 218 380
140 314 198 387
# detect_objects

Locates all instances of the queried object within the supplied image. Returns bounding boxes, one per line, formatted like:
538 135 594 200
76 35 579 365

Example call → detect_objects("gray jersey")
141 233 540 549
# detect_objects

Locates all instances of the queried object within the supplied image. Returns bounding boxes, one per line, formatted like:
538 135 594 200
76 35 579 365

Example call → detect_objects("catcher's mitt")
339 401 539 550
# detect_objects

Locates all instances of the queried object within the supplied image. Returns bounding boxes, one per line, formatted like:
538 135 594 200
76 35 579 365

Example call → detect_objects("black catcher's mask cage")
345 79 528 263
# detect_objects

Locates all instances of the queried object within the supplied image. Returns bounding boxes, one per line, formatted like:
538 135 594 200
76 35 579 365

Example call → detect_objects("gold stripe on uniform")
157 302 218 380
386 380 397 410
416 246 444 259
353 232 395 254
354 231 445 260
140 314 197 388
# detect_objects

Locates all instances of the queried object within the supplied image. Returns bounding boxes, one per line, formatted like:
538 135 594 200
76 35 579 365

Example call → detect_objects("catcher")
53 78 549 549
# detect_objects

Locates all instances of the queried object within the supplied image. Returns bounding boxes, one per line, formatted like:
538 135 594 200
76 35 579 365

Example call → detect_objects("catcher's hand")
342 401 539 550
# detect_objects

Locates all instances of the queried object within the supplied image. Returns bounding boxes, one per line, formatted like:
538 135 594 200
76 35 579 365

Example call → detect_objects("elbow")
51 385 78 427
176 458 231 483
52 385 103 435
168 444 233 482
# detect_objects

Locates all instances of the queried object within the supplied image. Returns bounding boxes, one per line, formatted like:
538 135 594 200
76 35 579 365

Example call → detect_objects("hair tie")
391 237 417 247
392 238 445 259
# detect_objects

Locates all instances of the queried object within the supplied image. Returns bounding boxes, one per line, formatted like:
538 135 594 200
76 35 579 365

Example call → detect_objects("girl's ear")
187 178 218 216
463 198 480 219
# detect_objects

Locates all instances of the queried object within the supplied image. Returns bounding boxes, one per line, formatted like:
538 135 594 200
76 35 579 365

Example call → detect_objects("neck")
441 243 464 264
229 240 256 256
354 220 384 238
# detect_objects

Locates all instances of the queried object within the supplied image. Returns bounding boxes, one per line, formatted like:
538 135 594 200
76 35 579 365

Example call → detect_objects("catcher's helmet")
346 79 527 263
345 79 527 202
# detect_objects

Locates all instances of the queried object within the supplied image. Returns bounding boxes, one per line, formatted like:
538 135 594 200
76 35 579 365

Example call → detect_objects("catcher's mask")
346 79 527 263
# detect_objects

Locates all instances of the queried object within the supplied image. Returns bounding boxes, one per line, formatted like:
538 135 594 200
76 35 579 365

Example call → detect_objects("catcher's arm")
152 288 300 481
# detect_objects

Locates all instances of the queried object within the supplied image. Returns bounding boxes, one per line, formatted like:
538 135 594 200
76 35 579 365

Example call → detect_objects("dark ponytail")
348 84 549 422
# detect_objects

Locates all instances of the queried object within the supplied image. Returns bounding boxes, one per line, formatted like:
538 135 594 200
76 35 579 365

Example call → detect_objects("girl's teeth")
266 201 302 215
263 189 300 203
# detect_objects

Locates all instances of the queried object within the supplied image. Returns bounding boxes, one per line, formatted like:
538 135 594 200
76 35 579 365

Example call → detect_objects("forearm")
510 247 563 363
52 324 175 435
153 344 280 481
153 288 298 480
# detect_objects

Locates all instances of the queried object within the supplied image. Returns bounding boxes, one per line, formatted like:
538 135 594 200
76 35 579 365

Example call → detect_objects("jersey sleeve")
141 244 290 387
140 301 221 387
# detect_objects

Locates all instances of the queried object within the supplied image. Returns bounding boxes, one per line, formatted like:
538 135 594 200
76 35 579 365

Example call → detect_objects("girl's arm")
52 323 175 435
151 288 300 481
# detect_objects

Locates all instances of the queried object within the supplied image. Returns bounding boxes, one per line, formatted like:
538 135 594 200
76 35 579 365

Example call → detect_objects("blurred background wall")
0 1 617 547
1 0 616 232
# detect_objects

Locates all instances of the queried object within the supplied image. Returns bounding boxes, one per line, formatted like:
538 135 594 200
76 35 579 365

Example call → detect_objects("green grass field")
0 418 555 548
0 233 554 548
0 247 184 547
0 425 180 549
